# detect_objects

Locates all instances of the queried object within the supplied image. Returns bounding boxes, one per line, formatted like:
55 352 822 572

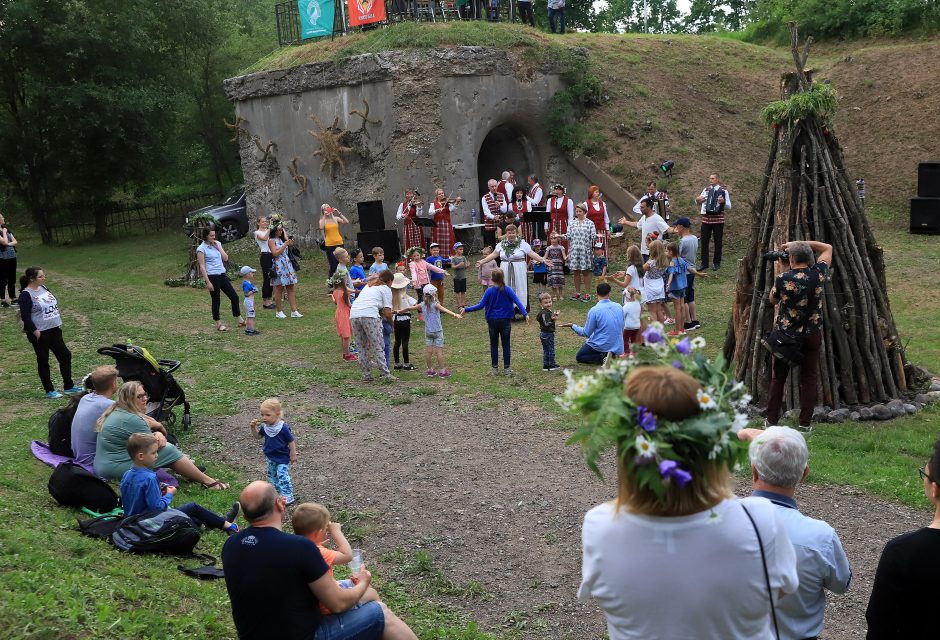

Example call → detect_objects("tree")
598 0 683 33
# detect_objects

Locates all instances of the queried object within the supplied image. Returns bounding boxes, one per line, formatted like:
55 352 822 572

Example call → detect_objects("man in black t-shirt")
222 482 416 640
765 240 832 428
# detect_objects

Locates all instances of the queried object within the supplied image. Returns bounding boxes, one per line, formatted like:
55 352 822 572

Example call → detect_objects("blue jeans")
487 318 512 368
576 343 607 364
315 601 385 640
266 459 294 502
549 7 565 33
540 331 556 367
382 319 393 369
177 502 225 530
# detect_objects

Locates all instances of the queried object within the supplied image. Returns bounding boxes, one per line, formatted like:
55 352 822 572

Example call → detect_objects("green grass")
0 197 938 633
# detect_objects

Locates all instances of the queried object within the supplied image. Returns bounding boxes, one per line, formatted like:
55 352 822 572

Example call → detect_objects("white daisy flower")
690 336 706 350
696 387 717 410
635 435 657 459
736 393 753 409
731 412 749 433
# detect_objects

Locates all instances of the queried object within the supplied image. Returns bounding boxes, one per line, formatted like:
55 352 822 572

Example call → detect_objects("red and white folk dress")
586 198 609 258
398 201 425 251
429 199 457 259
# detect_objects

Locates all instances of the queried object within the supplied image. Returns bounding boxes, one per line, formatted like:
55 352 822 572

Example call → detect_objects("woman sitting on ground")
570 355 797 639
94 381 228 489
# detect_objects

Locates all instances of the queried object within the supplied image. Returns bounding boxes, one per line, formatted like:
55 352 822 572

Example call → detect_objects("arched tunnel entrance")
477 125 541 197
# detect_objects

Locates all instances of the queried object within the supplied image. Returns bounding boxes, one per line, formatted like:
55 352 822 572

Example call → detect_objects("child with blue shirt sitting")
120 432 239 532
240 266 260 336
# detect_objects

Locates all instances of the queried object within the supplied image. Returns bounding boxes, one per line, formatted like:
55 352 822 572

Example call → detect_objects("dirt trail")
206 384 928 639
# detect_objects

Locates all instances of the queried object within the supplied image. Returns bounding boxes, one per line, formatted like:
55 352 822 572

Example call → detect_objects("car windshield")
220 186 244 206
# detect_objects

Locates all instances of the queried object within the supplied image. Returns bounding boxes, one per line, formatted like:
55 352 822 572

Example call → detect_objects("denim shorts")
668 288 685 301
425 331 445 347
244 297 255 318
315 600 384 640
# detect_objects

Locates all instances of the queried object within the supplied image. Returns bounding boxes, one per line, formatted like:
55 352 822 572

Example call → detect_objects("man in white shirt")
740 426 853 640
498 171 514 203
526 174 544 208
695 173 731 271
619 198 669 262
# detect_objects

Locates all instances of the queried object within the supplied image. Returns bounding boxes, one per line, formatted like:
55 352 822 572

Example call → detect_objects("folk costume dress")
586 198 610 258
549 195 574 251
545 245 566 288
396 200 425 252
511 197 534 247
498 238 533 313
429 199 457 258
561 218 596 272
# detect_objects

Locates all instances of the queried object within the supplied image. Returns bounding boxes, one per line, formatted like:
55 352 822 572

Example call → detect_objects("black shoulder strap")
741 503 780 640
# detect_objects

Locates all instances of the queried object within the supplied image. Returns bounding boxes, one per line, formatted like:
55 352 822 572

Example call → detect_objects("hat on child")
239 266 256 275
422 284 438 297
532 239 542 246
594 242 605 249
429 242 440 249
675 217 692 228
391 273 411 289
453 242 463 249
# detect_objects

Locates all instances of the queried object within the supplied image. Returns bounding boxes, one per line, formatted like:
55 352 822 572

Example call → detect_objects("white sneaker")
275 311 287 318
290 311 303 318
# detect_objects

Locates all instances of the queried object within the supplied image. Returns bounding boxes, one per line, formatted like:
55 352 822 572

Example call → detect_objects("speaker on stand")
356 229 401 263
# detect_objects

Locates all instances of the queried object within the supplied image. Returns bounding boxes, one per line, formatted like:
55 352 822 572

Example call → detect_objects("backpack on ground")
48 394 83 457
111 508 201 555
48 461 120 512
77 513 125 540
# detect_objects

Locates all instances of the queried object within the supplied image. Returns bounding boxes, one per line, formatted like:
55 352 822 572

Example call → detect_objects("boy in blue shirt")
426 243 450 304
240 266 260 336
367 246 388 278
592 242 608 278
349 249 367 294
120 432 239 532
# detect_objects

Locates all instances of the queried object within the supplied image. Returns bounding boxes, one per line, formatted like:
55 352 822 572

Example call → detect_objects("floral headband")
269 213 285 230
552 183 566 193
405 246 425 257
562 323 751 499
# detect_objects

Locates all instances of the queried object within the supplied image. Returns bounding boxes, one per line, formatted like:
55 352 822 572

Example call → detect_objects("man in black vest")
694 173 731 271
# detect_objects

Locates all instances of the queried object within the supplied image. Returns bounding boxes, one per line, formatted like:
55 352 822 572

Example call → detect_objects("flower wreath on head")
269 213 285 231
561 322 752 501
551 183 566 194
405 246 425 259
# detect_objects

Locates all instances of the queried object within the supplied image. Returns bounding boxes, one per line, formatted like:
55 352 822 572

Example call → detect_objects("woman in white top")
574 364 798 640
253 216 274 309
197 228 244 331
477 224 546 314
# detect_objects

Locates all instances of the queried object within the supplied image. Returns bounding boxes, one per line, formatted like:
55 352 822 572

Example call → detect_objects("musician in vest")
396 188 426 253
428 188 462 259
511 187 535 247
632 181 670 218
548 183 575 251
498 171 515 204
481 179 508 251
694 173 732 271
585 185 610 258
526 175 546 242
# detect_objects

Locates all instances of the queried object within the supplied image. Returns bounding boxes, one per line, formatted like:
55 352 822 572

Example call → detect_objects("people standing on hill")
253 216 274 309
673 217 701 331
632 181 669 218
619 197 669 263
319 204 349 276
547 0 566 33
396 188 425 256
0 212 18 308
695 173 731 271
481 179 508 252
517 0 535 26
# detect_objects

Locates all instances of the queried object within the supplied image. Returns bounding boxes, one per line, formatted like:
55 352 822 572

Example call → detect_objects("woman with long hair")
17 266 81 398
319 204 349 276
267 218 301 318
0 212 17 307
462 268 529 376
197 227 244 332
94 381 229 489
559 203 597 302
253 215 274 309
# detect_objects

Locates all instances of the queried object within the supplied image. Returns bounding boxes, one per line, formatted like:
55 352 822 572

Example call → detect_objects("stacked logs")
722 23 909 412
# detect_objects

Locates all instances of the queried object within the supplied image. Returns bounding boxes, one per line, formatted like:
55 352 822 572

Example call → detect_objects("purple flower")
642 325 664 344
671 360 684 369
659 459 693 486
675 337 691 355
637 406 657 432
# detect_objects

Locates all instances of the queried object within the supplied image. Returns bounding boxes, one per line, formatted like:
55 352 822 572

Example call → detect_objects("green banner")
298 0 334 39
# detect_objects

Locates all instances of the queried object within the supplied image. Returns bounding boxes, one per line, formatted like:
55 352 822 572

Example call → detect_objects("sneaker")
63 386 83 395
664 317 675 325
712 264 720 271
402 363 417 371
45 390 64 399
581 294 591 301
245 329 261 336
275 311 287 318
394 364 403 370
10 299 18 306
489 367 500 376
285 497 296 506
379 374 398 382
688 321 701 331
569 294 581 301
546 364 561 371
426 368 436 377
290 310 303 318
667 329 685 337
438 369 452 378
224 502 241 524
683 322 695 331
503 367 514 376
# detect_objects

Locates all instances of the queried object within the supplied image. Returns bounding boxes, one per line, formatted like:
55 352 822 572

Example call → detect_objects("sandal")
203 480 230 490
237 319 247 327
217 325 228 332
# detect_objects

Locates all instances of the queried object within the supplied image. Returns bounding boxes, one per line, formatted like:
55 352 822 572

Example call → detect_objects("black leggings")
28 326 73 393
207 273 241 321
0 257 16 300
393 318 411 364
325 244 341 276
518 2 535 26
259 252 273 300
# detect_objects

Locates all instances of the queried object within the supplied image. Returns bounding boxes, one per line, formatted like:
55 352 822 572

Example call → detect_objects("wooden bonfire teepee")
722 23 909 414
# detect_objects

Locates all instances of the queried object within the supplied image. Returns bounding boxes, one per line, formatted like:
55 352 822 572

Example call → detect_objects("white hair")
501 171 510 180
749 426 809 488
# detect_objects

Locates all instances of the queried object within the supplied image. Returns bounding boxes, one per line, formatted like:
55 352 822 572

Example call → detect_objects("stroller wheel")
163 411 177 428
182 414 192 430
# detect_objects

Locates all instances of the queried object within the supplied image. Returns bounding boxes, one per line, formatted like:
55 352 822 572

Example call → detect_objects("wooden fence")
48 191 222 244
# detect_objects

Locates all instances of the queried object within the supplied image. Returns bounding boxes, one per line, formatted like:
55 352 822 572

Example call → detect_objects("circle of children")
323 176 716 379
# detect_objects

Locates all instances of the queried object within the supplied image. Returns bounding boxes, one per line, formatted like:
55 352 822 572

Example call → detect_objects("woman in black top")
865 437 940 637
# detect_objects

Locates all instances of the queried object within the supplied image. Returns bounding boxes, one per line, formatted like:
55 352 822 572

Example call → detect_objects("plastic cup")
349 549 363 574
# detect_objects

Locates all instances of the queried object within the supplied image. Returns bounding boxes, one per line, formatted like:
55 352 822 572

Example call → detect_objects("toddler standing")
545 233 567 300
536 292 560 371
420 284 462 378
450 242 469 310
249 398 296 505
240 266 260 336
622 287 643 353
331 278 356 362
478 245 496 286
391 273 419 371
592 243 608 278
532 240 548 295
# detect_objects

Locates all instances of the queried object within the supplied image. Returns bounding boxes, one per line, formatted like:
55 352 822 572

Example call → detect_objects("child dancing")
462 268 529 376
249 397 297 505
420 284 462 378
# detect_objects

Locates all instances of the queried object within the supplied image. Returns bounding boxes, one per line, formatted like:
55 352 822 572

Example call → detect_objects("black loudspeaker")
357 200 385 232
918 162 940 198
910 197 940 235
357 230 401 262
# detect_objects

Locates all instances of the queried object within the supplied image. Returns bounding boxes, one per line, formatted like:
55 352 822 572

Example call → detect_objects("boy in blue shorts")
240 266 260 336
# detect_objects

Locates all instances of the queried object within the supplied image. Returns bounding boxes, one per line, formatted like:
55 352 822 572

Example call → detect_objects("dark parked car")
185 186 249 243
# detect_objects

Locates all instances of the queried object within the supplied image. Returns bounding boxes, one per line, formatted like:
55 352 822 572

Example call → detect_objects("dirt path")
205 384 929 639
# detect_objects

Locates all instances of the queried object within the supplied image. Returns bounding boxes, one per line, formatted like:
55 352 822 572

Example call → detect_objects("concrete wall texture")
224 47 635 246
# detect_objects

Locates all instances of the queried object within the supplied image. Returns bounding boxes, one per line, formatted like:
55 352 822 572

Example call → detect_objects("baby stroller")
97 342 192 431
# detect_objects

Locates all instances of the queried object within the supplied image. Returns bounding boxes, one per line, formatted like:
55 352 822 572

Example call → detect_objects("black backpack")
48 461 120 512
77 513 125 540
111 508 201 555
48 395 83 457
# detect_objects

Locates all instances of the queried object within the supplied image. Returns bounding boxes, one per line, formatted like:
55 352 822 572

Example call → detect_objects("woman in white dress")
477 224 546 314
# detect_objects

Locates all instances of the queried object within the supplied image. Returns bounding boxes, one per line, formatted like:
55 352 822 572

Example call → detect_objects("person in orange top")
292 503 381 616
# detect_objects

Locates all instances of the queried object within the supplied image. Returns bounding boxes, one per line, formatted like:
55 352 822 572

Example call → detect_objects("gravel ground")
205 383 930 639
